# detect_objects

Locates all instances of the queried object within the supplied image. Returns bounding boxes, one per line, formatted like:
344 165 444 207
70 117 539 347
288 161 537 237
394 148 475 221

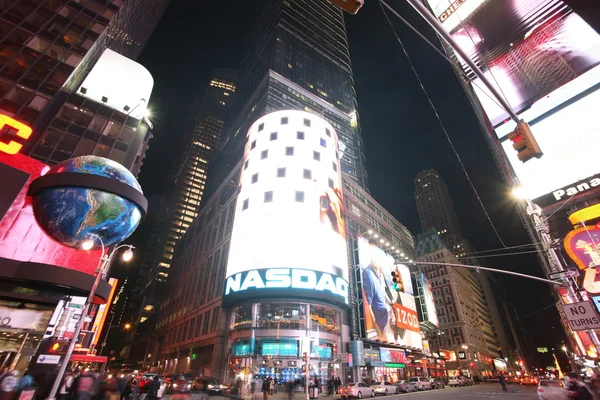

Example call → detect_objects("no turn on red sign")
562 301 600 331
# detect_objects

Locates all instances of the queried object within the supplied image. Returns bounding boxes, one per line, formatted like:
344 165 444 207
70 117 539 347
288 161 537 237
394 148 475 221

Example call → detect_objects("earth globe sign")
32 156 143 249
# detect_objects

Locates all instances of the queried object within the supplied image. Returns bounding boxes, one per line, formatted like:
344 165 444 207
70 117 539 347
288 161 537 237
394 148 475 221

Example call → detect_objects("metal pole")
390 0 520 123
46 242 131 400
400 261 561 286
305 304 310 400
10 332 29 370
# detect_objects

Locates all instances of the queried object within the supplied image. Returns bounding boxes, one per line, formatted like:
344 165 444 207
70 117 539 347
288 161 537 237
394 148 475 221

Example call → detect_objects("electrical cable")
458 249 541 260
515 303 558 321
378 0 508 113
544 194 577 221
378 0 507 247
458 242 543 257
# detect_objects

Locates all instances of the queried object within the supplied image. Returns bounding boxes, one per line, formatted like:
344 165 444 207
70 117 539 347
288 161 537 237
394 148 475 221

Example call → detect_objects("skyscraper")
123 70 236 361
414 169 462 238
0 0 170 172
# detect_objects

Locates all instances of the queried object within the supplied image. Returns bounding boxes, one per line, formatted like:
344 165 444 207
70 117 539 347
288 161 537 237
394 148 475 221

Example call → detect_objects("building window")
270 132 278 141
244 160 249 170
295 191 305 203
285 147 294 156
325 128 331 137
303 169 312 179
320 138 326 148
264 191 273 203
251 140 256 149
258 123 264 131
313 151 320 161
251 173 258 184
261 150 268 159
303 118 311 127
281 117 288 125
277 167 286 178
242 199 249 210
332 162 337 172
297 131 305 140
328 178 334 189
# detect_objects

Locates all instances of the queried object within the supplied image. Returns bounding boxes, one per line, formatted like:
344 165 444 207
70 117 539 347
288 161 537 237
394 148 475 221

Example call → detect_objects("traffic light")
302 352 308 362
508 122 543 162
326 0 364 14
391 270 402 292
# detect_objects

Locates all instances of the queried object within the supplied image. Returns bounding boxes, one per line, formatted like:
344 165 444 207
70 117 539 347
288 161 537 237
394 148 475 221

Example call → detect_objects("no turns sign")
562 301 600 331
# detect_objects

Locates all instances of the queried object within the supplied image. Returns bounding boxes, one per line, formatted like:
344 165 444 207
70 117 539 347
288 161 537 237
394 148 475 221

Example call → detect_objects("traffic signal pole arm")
398 260 561 286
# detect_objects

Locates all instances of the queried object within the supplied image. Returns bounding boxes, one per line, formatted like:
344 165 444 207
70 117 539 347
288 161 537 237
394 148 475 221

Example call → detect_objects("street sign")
561 301 600 331
341 353 349 363
537 347 549 353
548 269 580 281
37 354 61 364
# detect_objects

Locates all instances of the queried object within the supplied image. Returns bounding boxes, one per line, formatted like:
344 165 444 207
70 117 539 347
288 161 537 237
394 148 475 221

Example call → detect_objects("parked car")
370 382 397 395
448 377 462 387
537 379 566 400
429 378 445 389
506 376 520 384
193 377 223 394
394 380 418 393
163 373 194 393
407 377 431 391
339 382 375 399
459 377 474 386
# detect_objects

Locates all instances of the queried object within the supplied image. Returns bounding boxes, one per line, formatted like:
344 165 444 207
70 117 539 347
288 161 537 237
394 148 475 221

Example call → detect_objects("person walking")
261 378 270 400
567 372 592 400
146 376 160 400
498 373 507 392
59 372 74 400
72 370 96 400
334 377 341 394
327 379 333 397
0 370 19 400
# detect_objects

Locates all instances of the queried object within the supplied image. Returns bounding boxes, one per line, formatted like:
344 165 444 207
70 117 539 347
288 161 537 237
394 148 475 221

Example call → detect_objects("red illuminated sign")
392 303 421 333
0 114 32 155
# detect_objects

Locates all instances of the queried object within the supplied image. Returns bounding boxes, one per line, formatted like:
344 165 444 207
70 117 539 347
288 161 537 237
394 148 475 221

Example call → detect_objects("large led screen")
426 0 600 127
419 272 439 327
358 237 423 350
223 110 349 308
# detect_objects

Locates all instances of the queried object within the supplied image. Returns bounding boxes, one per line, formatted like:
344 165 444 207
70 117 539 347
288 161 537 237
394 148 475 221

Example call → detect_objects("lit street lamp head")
81 239 94 251
122 247 134 262
512 185 529 200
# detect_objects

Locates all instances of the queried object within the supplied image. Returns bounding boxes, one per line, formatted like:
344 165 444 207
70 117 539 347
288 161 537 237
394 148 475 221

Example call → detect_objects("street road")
164 383 538 400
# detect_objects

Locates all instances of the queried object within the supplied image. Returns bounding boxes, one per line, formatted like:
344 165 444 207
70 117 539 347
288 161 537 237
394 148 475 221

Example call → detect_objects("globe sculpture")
32 156 144 249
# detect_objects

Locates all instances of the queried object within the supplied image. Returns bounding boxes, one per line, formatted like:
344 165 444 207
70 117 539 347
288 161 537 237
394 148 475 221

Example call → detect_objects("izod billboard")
223 110 349 308
357 237 423 350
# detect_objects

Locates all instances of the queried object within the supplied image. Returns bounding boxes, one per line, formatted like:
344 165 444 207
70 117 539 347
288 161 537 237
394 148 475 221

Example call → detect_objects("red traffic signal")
508 122 543 163
326 0 364 14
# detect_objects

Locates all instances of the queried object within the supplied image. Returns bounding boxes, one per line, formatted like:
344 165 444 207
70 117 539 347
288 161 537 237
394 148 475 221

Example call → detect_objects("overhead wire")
378 0 507 248
458 242 544 257
458 249 542 260
377 0 509 114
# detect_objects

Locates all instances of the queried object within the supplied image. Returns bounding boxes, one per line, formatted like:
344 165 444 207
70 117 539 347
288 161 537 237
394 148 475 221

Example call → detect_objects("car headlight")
208 384 214 389
173 384 178 388
186 385 191 389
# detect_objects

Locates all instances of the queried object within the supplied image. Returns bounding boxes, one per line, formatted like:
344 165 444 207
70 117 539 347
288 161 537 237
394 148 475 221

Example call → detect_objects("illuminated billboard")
357 237 423 350
223 110 349 308
417 271 439 327
425 0 600 127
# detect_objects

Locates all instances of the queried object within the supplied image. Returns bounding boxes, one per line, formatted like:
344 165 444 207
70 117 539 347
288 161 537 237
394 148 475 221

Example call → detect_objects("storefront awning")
70 354 108 363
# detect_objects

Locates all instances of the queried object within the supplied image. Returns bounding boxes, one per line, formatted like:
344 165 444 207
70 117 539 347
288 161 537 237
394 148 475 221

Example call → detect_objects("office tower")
415 229 499 376
414 169 462 238
123 70 236 361
0 0 170 172
208 0 368 194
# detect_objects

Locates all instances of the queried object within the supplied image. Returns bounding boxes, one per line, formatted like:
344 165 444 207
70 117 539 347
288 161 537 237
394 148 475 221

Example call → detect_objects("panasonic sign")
224 268 349 306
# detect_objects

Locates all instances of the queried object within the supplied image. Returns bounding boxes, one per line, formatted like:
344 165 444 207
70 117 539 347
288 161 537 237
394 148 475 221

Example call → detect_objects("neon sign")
0 114 33 155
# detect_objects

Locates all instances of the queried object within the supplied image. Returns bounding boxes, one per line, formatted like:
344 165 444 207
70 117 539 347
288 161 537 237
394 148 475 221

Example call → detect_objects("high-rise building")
0 0 170 173
414 169 462 238
123 70 237 360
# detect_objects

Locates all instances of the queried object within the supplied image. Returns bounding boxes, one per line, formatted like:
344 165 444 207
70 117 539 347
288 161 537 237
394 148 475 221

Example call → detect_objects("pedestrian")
589 378 600 399
72 370 96 400
567 372 593 400
269 377 274 396
327 379 333 397
261 378 270 400
334 377 341 394
147 376 160 400
120 377 133 400
498 373 506 392
236 377 243 396
0 370 19 400
17 371 34 393
287 380 295 400
59 372 75 400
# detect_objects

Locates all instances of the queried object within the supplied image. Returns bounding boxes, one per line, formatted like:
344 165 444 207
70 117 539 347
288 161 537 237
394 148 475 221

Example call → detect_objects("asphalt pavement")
162 384 538 400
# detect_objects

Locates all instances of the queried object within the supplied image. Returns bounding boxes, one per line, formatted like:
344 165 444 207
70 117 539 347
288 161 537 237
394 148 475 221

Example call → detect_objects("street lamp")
47 234 134 400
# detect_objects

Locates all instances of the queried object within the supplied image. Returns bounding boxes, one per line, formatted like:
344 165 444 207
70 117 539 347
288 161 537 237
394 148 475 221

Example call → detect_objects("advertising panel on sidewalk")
357 237 422 350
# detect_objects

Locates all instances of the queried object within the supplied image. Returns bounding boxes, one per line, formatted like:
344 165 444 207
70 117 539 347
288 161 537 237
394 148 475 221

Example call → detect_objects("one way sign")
562 301 600 331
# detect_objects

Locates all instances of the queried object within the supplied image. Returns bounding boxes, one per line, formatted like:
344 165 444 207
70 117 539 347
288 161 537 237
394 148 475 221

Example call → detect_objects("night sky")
128 0 569 366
